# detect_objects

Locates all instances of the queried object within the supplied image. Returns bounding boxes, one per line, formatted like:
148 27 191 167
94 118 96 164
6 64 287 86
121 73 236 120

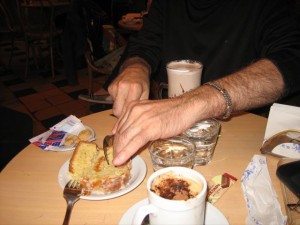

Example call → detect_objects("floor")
0 38 112 138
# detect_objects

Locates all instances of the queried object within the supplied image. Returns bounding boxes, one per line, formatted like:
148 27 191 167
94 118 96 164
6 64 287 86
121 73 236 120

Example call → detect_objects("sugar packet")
30 130 68 150
29 115 88 151
207 173 237 204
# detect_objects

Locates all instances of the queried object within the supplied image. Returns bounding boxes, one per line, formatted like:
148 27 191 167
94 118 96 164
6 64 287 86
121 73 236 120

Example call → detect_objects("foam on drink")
150 171 203 200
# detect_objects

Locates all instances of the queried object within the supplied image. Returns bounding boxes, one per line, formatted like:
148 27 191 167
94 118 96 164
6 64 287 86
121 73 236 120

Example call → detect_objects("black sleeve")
103 0 164 90
256 0 300 97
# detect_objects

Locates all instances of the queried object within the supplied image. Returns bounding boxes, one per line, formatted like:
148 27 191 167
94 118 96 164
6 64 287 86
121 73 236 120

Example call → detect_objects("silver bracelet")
204 81 232 120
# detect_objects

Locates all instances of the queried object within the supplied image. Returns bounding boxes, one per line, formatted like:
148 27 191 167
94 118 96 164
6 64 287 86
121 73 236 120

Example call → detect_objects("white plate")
49 125 95 151
57 155 147 200
119 199 229 225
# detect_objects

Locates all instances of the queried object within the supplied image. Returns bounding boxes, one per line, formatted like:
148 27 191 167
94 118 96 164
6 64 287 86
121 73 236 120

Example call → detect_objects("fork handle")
63 199 79 225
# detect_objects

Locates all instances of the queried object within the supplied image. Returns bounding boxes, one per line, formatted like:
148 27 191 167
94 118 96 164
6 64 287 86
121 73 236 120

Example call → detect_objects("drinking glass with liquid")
182 119 221 166
148 136 196 171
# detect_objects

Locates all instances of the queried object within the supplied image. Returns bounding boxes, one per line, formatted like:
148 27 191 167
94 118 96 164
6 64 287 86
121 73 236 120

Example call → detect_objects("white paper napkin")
264 103 300 140
50 115 85 133
241 155 287 225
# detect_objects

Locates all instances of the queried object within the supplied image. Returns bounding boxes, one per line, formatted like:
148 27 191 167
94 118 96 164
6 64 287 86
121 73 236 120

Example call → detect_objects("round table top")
0 109 286 225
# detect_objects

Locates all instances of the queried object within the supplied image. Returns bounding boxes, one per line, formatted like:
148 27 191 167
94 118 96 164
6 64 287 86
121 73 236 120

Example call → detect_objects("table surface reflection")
0 110 286 225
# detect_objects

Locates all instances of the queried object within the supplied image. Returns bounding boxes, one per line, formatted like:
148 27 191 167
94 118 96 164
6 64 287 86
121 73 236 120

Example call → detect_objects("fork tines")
66 180 81 189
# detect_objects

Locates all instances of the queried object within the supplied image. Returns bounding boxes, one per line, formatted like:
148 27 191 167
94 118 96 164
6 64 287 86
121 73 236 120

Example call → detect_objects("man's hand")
110 59 285 166
108 65 150 117
111 96 204 166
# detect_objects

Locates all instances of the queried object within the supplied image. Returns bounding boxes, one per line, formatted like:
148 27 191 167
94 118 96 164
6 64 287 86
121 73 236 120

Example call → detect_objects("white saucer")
58 155 147 200
119 199 229 225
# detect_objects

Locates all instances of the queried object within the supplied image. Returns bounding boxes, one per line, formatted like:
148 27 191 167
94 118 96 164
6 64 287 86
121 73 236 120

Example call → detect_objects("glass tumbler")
148 136 196 171
182 119 221 166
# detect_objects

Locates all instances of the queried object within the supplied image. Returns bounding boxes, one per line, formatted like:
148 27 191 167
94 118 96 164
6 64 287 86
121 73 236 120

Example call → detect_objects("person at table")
101 0 300 166
62 0 109 85
0 106 33 171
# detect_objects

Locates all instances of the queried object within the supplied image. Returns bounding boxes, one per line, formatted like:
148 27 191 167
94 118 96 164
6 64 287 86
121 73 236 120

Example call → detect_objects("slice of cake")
69 141 131 195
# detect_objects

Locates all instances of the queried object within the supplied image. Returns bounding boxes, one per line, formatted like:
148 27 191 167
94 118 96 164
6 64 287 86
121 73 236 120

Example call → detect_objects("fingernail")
112 127 116 134
112 157 120 166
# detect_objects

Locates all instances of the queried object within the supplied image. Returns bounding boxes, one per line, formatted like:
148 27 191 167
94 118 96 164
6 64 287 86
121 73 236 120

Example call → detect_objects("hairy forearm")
220 59 285 112
184 59 285 121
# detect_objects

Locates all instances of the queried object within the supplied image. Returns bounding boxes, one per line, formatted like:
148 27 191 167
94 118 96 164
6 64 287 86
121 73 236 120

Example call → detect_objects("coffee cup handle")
158 83 168 99
132 204 157 225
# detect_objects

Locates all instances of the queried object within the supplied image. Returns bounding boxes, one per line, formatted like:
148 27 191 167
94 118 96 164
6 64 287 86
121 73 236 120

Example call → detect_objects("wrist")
204 81 233 120
120 57 151 75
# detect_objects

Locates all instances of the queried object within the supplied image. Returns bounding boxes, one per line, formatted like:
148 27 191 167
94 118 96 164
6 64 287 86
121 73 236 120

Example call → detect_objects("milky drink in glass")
166 60 203 98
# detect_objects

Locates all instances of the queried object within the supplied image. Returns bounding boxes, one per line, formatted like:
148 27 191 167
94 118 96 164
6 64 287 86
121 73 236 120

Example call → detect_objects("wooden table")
0 110 286 225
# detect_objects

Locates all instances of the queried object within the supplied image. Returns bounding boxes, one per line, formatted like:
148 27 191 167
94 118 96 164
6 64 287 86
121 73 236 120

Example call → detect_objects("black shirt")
107 0 300 97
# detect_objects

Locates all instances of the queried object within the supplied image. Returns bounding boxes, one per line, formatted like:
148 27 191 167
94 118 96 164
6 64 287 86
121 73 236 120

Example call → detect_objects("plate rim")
118 198 229 225
57 155 147 200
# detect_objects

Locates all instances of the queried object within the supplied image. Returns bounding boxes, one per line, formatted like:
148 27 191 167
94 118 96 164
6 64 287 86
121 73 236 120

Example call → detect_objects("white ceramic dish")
48 125 95 151
119 199 229 225
57 155 147 200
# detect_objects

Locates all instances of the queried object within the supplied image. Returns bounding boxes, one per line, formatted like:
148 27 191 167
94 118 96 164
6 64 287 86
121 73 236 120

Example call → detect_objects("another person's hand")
108 65 150 117
111 95 203 166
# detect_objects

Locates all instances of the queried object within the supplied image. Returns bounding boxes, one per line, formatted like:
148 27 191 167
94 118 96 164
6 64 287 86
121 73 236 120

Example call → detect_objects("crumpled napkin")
241 155 287 225
263 103 300 158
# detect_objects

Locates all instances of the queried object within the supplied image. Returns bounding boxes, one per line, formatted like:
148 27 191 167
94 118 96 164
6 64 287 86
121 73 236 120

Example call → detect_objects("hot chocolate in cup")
132 167 207 225
151 171 203 201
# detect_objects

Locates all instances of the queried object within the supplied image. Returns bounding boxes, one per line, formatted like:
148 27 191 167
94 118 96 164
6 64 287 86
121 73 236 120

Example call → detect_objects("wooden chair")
79 25 127 103
0 0 22 68
15 0 63 78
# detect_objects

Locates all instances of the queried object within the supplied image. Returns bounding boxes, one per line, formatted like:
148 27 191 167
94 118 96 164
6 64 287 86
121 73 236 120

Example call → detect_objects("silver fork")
62 180 82 225
102 135 114 165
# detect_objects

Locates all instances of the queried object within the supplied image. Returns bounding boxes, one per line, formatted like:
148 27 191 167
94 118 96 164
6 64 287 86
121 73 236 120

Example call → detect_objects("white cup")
159 60 203 98
132 167 207 225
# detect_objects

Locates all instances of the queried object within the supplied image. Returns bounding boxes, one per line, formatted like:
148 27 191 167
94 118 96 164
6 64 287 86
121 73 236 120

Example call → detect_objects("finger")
108 80 128 117
112 87 128 117
125 82 145 102
115 101 148 136
112 101 131 134
113 84 145 121
140 88 150 100
113 130 149 166
112 103 160 162
112 81 142 117
112 106 148 162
